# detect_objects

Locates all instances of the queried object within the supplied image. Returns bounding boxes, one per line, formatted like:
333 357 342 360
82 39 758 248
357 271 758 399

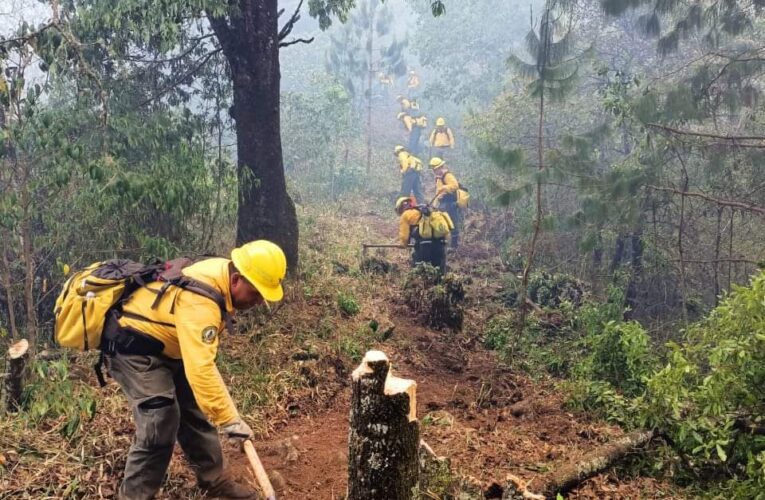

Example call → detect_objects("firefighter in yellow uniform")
396 197 449 272
429 117 455 157
395 145 425 203
430 157 462 249
104 241 287 500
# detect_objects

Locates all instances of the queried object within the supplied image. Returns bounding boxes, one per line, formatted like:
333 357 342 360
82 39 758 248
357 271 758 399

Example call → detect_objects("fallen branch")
535 429 656 498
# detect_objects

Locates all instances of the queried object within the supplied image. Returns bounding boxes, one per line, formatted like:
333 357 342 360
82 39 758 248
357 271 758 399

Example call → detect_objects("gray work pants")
107 352 224 500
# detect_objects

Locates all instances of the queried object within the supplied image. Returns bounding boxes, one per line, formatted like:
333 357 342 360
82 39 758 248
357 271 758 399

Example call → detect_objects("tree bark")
347 350 419 500
4 339 29 412
536 429 655 498
209 1 299 269
0 233 19 340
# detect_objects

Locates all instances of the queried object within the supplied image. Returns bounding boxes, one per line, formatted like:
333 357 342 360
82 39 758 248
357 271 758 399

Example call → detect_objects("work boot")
200 475 259 499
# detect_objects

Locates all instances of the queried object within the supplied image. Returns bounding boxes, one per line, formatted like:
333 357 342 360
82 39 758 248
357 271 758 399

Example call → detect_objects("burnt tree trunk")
4 339 29 412
209 1 299 269
348 350 418 500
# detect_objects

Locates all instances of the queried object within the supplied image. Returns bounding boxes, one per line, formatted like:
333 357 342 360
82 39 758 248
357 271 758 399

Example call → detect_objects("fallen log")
347 350 418 500
4 339 29 412
536 429 655 498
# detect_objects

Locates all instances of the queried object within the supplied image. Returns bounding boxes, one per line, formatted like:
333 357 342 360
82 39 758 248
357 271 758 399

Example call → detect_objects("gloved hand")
221 419 254 442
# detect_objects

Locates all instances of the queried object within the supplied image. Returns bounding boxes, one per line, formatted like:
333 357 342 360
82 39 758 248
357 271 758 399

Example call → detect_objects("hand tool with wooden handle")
243 439 277 500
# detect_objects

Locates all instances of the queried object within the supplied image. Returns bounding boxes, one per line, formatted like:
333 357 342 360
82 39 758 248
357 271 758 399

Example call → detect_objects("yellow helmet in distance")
429 157 445 169
436 117 446 127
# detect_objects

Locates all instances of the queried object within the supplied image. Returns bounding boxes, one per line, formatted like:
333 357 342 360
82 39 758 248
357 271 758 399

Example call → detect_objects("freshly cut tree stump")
5 339 29 412
347 350 419 500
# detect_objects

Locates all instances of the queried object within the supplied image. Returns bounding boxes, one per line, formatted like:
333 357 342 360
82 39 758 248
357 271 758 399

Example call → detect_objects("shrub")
636 270 765 494
21 359 97 438
584 320 654 397
337 291 361 316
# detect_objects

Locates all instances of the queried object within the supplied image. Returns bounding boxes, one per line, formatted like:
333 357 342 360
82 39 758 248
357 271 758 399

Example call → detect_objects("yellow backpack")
418 208 454 239
54 260 157 351
54 258 231 351
456 185 470 208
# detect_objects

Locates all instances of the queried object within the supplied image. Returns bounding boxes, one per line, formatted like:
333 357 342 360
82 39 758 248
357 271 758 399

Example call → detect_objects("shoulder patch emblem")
201 326 218 344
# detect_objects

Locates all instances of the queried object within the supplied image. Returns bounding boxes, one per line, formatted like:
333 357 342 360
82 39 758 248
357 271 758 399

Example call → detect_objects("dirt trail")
220 214 677 499
234 321 670 499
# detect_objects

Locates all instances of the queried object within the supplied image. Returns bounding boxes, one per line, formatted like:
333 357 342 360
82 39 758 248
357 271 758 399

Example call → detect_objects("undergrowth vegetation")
483 269 765 497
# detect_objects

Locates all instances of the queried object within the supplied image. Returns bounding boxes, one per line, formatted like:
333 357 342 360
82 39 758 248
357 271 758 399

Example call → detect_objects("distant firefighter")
395 196 453 273
407 69 421 95
429 156 463 249
394 145 425 204
429 117 455 154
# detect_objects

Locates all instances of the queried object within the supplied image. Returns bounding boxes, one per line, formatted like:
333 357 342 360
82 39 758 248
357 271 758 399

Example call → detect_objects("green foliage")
567 271 765 494
636 270 765 492
337 291 361 316
21 359 97 439
484 315 514 351
580 320 654 397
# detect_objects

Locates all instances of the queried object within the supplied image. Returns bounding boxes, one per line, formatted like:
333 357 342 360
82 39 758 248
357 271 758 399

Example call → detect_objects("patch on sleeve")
201 325 218 344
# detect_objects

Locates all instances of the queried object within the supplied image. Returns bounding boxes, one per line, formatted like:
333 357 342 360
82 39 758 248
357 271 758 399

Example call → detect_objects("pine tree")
504 0 589 337
325 0 407 171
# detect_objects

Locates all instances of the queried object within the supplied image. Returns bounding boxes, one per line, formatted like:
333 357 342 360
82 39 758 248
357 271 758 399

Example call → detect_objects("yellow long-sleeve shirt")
429 127 455 148
398 208 422 246
396 151 423 174
399 113 416 132
117 258 238 426
436 171 459 199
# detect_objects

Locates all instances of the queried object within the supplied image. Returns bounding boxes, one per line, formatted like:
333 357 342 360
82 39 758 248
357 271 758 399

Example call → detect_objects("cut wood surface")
347 350 419 500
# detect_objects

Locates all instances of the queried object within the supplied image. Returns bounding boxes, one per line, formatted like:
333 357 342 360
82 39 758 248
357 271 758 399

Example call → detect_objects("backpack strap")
146 273 234 334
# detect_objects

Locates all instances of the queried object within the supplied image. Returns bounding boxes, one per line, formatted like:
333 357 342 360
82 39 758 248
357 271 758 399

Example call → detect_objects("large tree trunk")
209 1 299 269
347 350 419 500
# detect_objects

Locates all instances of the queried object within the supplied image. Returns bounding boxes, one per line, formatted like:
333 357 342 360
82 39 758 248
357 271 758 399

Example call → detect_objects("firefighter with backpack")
394 145 425 204
396 196 454 272
53 240 287 500
430 157 469 249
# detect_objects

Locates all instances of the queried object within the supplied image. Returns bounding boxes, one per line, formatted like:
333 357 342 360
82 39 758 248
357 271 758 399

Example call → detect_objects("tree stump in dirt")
4 339 29 412
347 350 419 500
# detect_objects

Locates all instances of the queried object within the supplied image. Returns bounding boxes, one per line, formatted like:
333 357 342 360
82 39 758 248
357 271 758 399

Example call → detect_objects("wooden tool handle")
243 440 277 500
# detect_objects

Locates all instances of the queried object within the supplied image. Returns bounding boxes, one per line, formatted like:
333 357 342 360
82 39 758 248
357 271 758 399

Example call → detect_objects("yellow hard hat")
395 196 413 213
230 240 287 302
429 157 445 169
394 145 406 154
436 117 446 127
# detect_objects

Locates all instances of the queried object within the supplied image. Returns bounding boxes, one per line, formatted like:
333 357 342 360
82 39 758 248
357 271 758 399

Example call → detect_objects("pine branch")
646 185 765 217
646 123 765 142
